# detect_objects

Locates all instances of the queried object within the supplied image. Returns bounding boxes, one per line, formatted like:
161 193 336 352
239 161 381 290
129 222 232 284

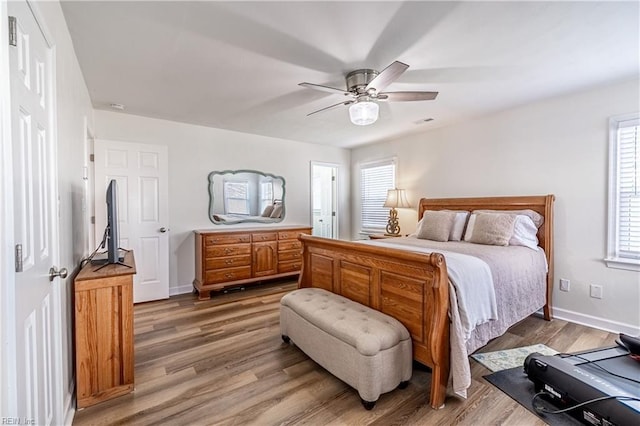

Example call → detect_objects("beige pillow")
473 209 543 228
417 211 457 242
270 204 283 218
261 205 274 217
469 213 516 246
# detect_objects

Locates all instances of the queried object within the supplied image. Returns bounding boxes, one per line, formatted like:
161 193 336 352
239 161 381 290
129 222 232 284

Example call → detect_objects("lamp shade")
349 101 379 126
383 188 410 208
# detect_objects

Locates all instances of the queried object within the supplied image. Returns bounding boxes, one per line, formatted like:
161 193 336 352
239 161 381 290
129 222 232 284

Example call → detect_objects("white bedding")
361 236 548 399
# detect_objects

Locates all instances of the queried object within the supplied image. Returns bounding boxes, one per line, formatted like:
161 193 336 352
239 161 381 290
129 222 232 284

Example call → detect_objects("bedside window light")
349 101 379 126
383 188 410 236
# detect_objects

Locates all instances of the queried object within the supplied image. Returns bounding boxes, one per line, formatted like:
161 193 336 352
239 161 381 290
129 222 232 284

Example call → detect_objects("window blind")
360 160 395 231
616 118 640 259
224 181 250 215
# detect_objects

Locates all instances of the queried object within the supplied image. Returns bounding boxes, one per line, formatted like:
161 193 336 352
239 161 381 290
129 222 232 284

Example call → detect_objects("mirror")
208 170 285 224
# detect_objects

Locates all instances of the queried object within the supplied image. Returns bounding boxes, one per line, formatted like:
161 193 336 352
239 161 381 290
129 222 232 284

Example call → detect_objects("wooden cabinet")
74 251 136 409
194 226 311 299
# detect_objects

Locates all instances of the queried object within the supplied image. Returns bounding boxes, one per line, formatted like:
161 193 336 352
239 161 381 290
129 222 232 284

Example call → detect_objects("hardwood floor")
72 280 617 425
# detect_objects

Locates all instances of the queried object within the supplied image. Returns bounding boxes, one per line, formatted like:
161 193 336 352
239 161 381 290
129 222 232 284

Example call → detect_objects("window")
360 159 395 232
223 180 250 215
606 113 640 271
260 181 274 213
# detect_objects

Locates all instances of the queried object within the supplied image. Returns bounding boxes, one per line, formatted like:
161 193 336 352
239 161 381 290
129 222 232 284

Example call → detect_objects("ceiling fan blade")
307 100 354 116
365 61 409 93
299 82 351 97
378 91 439 102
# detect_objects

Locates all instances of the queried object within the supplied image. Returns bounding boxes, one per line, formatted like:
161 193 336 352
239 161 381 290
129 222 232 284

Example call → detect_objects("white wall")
351 78 640 333
93 110 351 294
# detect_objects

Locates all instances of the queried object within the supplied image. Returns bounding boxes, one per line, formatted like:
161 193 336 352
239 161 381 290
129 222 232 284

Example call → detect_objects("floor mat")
471 343 558 372
484 366 582 425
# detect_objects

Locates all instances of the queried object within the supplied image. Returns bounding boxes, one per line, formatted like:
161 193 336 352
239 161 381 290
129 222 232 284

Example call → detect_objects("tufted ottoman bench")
280 287 412 409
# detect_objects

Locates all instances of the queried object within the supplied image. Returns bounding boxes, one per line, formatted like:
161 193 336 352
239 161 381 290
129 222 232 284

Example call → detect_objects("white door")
94 139 169 303
311 162 338 238
7 1 63 423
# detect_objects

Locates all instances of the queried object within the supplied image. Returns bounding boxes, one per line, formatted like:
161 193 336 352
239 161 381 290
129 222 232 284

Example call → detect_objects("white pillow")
463 214 477 241
509 215 539 250
448 211 469 242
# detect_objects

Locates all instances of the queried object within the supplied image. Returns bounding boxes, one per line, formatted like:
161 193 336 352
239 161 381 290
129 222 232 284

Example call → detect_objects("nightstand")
369 233 403 240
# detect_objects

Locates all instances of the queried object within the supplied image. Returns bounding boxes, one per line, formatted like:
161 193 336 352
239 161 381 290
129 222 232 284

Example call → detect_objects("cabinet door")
253 241 278 277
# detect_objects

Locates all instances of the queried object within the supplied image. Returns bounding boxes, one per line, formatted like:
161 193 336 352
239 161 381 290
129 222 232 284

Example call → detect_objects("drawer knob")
225 273 234 279
224 248 232 254
225 260 233 265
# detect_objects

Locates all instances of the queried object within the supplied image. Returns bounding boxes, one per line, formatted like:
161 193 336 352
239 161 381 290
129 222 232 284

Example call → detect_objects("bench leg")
361 399 376 410
281 335 290 343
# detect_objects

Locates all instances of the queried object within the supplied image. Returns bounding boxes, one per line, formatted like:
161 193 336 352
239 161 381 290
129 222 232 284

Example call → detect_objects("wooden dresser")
74 251 136 408
194 225 312 299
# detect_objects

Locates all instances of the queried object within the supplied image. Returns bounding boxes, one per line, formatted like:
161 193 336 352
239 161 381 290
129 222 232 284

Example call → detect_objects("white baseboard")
552 307 640 336
169 284 194 296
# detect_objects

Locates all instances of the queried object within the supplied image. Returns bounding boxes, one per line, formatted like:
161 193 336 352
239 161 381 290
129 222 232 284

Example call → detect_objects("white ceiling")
60 1 639 148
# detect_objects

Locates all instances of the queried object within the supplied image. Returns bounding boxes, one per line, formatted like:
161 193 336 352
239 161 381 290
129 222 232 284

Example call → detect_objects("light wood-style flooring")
73 280 617 425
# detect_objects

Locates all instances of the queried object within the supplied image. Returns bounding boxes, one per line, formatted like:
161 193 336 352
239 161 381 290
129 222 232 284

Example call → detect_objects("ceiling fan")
299 61 438 126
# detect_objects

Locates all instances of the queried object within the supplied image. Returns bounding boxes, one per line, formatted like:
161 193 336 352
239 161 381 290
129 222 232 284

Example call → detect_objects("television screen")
106 179 121 263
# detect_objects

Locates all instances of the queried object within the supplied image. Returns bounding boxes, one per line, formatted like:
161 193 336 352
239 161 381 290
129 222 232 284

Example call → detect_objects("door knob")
49 266 68 282
159 227 169 233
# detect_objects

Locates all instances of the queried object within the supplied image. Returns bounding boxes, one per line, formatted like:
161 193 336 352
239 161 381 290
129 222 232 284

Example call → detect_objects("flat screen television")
106 179 120 263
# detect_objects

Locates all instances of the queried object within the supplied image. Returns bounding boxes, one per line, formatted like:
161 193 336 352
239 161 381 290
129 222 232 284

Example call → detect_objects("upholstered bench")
280 288 412 409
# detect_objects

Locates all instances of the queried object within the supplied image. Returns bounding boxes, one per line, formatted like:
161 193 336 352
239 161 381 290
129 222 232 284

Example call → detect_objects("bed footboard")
297 235 450 409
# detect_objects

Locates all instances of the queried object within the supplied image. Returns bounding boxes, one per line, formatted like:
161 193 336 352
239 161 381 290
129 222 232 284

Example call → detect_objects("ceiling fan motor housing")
346 69 379 94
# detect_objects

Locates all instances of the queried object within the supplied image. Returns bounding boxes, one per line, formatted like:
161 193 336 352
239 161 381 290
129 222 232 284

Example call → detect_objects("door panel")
94 140 169 303
8 0 61 423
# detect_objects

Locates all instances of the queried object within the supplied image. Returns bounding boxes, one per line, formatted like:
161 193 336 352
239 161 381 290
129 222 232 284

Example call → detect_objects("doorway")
310 162 338 238
94 139 170 303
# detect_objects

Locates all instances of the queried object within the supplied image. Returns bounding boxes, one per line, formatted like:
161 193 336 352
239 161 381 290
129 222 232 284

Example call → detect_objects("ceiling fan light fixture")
349 101 378 126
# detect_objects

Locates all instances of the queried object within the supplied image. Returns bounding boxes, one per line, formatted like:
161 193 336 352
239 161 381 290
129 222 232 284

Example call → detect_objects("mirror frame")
208 169 286 225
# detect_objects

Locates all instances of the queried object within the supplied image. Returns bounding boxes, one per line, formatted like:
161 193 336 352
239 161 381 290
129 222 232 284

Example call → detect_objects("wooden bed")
297 195 555 409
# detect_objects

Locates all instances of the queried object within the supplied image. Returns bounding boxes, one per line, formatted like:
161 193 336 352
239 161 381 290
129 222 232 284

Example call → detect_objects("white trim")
604 257 640 272
83 117 95 254
62 389 75 426
553 307 640 336
170 284 195 296
0 0 17 416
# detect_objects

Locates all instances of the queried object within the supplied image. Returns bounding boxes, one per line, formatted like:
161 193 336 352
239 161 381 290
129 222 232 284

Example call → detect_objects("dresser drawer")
205 234 251 246
278 250 301 262
205 244 251 257
252 232 277 242
205 266 252 283
278 240 302 251
278 261 302 274
278 230 304 240
205 255 251 270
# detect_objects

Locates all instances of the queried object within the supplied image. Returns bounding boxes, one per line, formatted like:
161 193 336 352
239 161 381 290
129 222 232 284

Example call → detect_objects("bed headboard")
418 195 555 316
